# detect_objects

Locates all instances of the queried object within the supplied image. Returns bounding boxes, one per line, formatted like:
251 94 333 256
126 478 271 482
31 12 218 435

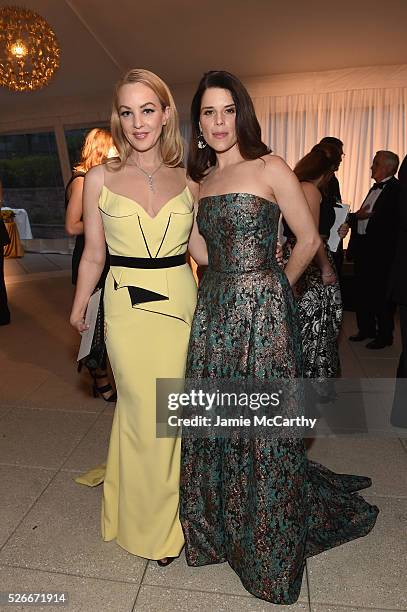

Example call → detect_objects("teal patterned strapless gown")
180 193 378 605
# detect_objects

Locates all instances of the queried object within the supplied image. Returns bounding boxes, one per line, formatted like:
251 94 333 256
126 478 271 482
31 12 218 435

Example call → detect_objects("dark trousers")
0 247 10 325
354 236 395 341
391 303 407 427
356 302 395 342
332 241 344 277
332 242 345 296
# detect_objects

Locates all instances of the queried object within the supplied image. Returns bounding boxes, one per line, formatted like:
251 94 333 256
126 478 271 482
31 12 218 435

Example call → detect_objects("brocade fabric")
285 239 343 379
180 193 378 605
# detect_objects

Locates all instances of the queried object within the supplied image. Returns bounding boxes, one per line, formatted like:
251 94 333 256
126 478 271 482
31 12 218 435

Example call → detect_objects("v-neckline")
102 185 189 220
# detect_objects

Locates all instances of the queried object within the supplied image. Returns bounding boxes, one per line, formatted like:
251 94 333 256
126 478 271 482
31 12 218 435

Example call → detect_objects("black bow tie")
371 182 386 190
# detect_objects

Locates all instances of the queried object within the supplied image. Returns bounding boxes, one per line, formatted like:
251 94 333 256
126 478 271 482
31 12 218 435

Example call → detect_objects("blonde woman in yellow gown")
70 69 207 564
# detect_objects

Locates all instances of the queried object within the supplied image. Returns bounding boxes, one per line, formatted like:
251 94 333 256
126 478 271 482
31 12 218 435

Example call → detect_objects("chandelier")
0 6 60 92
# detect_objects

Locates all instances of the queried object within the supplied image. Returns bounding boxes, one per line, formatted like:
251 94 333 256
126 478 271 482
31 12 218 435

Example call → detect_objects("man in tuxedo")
347 150 400 349
389 154 407 426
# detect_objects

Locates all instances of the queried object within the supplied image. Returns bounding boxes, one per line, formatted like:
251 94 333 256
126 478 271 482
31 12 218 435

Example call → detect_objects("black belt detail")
110 254 185 305
110 254 186 269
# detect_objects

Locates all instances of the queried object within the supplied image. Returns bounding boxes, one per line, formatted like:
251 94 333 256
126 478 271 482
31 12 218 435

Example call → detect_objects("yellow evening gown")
98 184 197 559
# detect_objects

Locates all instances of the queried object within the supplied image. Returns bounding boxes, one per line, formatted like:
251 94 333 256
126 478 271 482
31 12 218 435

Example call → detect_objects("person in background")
65 128 116 401
284 144 343 379
313 137 345 278
347 151 400 349
389 153 407 426
0 179 11 326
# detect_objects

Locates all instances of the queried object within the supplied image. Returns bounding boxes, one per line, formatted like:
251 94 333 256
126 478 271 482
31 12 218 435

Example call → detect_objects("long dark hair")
294 144 342 191
314 138 343 172
318 136 343 150
187 71 270 182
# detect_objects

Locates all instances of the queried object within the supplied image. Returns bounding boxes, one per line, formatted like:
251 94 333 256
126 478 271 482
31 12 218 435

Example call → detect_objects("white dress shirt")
357 176 393 235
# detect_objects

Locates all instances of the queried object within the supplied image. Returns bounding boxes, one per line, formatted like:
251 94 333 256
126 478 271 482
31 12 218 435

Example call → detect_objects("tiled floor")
1 255 406 611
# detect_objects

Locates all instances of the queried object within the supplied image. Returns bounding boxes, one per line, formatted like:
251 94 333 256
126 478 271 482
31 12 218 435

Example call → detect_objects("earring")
197 131 207 149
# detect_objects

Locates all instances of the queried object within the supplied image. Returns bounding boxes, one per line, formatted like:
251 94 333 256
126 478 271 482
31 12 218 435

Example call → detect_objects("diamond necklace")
130 160 163 192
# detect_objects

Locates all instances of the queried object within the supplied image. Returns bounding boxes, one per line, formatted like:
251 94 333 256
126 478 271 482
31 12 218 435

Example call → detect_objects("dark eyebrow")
201 103 236 111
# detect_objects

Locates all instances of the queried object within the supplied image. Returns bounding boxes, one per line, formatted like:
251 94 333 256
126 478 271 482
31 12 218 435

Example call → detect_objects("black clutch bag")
78 288 106 372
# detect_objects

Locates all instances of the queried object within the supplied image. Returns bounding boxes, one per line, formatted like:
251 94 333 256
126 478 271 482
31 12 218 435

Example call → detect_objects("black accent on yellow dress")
180 193 378 604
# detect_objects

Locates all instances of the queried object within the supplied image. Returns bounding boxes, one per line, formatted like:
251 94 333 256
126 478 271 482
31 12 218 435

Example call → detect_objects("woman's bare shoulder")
171 165 190 186
68 174 85 193
186 176 200 201
85 164 105 183
70 174 85 188
301 180 320 200
83 165 105 201
261 153 292 174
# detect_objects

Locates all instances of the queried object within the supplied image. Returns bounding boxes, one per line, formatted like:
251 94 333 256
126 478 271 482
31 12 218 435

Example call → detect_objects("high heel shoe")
91 373 117 403
157 557 176 567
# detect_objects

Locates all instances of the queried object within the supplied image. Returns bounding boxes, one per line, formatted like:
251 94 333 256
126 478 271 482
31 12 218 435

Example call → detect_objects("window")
0 132 63 188
0 131 64 237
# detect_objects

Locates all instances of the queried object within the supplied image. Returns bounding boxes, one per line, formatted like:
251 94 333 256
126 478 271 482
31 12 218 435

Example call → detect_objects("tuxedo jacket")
389 157 407 305
347 176 400 268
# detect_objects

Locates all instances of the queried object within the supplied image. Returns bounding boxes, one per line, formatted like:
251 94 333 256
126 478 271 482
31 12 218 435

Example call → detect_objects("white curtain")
180 65 407 211
253 87 407 210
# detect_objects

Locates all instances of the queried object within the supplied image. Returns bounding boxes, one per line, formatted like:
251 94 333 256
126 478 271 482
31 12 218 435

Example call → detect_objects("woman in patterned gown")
180 71 378 605
283 145 343 380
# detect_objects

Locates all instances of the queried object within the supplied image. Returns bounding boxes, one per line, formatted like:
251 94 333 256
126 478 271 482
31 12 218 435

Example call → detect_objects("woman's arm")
70 165 106 332
301 182 336 286
186 177 208 266
266 156 321 286
65 176 85 236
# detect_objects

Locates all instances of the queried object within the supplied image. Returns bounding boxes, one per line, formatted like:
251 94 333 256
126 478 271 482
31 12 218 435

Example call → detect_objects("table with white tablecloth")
2 207 33 239
3 221 24 257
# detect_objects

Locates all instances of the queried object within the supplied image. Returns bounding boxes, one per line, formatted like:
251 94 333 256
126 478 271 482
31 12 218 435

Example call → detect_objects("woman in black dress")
314 137 345 277
284 144 343 380
65 128 115 400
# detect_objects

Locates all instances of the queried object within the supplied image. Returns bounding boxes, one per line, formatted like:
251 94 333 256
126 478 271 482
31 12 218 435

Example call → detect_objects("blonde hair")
110 68 184 169
74 128 113 173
